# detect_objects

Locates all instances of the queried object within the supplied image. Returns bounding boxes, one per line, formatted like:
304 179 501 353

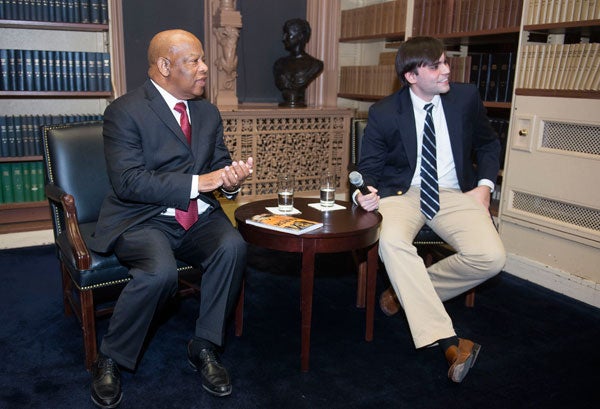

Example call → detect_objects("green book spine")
35 161 45 201
11 162 25 203
23 161 32 202
1 163 14 203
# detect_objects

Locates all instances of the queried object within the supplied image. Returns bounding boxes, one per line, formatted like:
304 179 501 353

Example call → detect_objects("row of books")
0 113 102 157
339 65 401 98
0 161 45 204
525 0 600 25
517 42 600 90
448 54 473 84
425 53 515 102
340 0 406 39
489 116 510 169
340 51 515 103
0 0 108 24
436 53 515 102
470 52 516 103
0 49 111 92
413 0 523 36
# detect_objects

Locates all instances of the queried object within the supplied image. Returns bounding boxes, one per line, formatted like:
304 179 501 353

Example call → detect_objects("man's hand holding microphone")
349 171 379 212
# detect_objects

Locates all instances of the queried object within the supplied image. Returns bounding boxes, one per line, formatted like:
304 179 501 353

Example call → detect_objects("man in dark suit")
88 29 253 408
355 36 506 383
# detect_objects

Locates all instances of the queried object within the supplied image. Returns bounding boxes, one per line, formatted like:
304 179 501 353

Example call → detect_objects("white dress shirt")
409 89 494 192
151 80 209 216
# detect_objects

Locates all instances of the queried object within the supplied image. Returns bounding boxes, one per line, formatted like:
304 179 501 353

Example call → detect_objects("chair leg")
234 280 244 337
80 289 98 371
61 263 74 317
422 250 435 267
465 288 475 307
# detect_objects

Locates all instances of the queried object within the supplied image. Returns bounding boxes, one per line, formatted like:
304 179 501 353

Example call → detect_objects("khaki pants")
378 187 506 348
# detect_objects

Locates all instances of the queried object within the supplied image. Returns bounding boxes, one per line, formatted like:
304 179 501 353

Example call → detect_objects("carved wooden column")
306 0 341 107
205 0 242 107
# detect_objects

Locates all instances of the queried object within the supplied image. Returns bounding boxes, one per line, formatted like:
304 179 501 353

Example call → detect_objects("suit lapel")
187 101 203 150
394 90 418 172
441 87 464 169
144 81 193 151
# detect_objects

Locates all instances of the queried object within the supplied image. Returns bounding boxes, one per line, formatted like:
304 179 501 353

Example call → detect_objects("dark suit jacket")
357 83 500 199
89 80 232 253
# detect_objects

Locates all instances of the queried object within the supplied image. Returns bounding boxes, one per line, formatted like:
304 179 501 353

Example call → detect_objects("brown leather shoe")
379 286 401 316
445 338 481 383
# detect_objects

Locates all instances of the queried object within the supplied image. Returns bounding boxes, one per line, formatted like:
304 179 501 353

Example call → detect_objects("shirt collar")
409 88 441 111
150 79 188 111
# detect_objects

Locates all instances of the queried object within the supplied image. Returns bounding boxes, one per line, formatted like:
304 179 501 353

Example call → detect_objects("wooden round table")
234 197 382 371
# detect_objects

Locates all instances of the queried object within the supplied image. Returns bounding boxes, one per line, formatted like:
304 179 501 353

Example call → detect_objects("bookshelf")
338 0 408 113
515 18 600 98
498 0 600 300
338 0 522 214
0 0 125 234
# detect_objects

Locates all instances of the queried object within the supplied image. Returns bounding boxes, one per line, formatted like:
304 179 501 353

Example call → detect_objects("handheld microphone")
349 171 371 196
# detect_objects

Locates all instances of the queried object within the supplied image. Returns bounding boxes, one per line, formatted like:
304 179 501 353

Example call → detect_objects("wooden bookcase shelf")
338 93 513 109
438 29 520 46
339 32 405 42
337 93 385 102
0 155 43 162
0 201 51 234
484 101 512 109
523 19 600 33
515 89 600 99
0 91 113 98
0 19 108 32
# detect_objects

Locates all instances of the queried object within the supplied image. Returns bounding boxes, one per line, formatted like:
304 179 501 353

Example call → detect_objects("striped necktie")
173 102 198 230
420 103 439 220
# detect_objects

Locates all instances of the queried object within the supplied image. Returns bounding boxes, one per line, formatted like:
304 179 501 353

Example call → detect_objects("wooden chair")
42 122 244 370
350 118 475 309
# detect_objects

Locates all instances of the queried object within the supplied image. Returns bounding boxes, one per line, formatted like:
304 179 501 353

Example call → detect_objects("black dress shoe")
91 355 122 408
187 341 232 397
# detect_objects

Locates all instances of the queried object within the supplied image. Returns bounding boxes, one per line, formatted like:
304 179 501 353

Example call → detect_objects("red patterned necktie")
173 102 198 230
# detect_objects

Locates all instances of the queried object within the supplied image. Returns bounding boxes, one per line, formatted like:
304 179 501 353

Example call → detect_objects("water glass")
320 171 336 208
277 174 294 213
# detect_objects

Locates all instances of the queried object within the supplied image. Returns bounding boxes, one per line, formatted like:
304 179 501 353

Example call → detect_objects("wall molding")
504 253 600 309
0 230 53 250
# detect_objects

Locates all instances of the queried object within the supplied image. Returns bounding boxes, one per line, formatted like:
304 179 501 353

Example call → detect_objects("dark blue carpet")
1 245 599 409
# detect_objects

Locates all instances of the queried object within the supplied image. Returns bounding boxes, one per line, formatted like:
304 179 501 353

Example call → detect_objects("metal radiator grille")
542 121 600 156
512 191 600 232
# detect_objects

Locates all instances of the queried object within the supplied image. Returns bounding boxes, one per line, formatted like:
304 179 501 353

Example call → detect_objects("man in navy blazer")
88 29 253 408
355 37 506 383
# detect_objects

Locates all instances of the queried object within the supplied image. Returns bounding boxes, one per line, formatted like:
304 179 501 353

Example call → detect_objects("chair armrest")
45 183 92 270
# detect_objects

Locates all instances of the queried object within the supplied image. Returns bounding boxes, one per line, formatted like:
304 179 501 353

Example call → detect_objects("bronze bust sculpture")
273 19 324 108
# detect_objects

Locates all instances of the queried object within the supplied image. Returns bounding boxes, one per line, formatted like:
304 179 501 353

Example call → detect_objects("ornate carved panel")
220 106 353 201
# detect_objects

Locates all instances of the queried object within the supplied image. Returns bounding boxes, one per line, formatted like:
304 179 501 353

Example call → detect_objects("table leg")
365 242 379 341
300 240 316 372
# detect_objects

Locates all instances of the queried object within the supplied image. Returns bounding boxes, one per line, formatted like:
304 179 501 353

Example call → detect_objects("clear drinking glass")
320 171 336 208
277 174 294 212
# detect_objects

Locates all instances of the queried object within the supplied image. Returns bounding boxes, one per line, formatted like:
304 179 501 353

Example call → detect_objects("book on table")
246 213 323 235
